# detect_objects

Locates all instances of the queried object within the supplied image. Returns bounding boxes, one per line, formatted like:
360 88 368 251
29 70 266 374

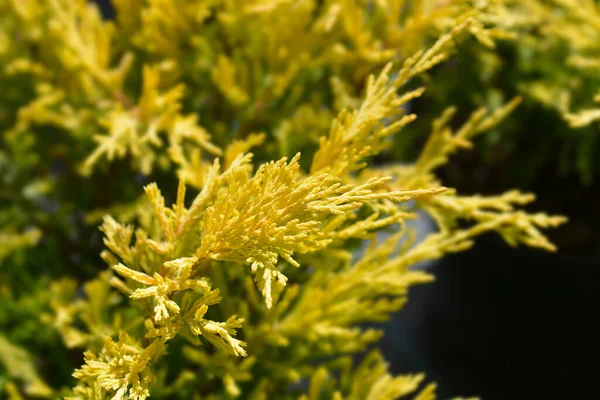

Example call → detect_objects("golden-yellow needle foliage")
64 23 563 400
0 1 569 399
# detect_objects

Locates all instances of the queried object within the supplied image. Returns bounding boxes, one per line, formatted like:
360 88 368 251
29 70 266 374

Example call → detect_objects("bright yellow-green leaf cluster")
300 351 436 400
0 1 572 399
62 19 565 399
71 333 166 400
0 335 53 399
0 0 519 184
500 0 600 128
0 228 41 263
83 66 221 175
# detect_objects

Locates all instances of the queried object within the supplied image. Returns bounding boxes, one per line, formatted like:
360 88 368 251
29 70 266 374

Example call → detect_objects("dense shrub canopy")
3 0 595 398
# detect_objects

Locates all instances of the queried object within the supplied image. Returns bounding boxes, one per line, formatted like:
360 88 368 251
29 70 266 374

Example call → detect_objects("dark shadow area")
382 234 600 399
90 0 115 19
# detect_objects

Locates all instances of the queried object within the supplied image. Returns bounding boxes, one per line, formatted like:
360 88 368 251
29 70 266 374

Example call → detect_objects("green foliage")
0 1 571 399
413 0 600 185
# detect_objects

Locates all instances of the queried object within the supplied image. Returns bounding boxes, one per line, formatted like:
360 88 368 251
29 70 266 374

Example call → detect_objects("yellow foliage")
0 1 570 399
63 22 564 398
70 332 166 400
0 228 41 263
83 66 220 176
501 0 600 128
0 336 53 398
